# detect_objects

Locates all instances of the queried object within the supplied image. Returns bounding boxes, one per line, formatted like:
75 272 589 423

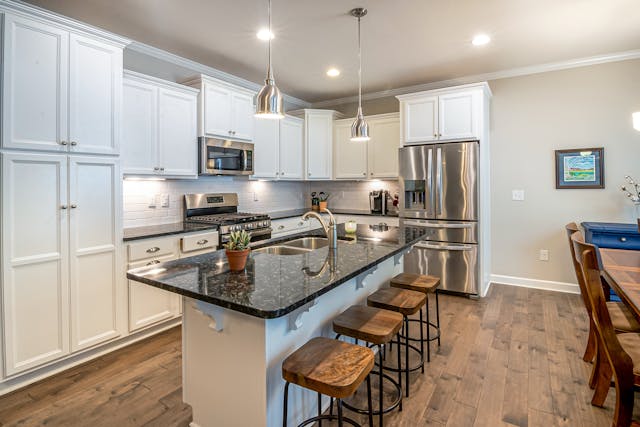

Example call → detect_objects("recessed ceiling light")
326 68 341 77
256 28 274 41
472 34 491 46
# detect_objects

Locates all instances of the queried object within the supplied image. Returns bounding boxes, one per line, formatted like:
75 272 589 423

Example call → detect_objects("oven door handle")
403 220 473 229
248 228 272 238
413 242 474 251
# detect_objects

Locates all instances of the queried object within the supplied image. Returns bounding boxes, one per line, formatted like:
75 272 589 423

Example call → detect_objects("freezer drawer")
400 218 477 244
404 241 478 295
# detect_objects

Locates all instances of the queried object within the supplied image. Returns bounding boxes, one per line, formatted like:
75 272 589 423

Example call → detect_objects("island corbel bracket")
393 248 411 267
288 299 318 332
356 265 378 290
192 300 224 332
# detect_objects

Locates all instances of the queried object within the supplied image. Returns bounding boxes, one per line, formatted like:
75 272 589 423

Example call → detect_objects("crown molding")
0 0 130 46
127 41 311 109
312 49 640 107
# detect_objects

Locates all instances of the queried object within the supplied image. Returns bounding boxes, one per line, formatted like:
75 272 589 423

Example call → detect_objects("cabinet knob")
433 134 437 138
438 133 442 137
59 141 68 146
160 167 165 172
146 260 161 266
281 172 285 176
60 205 68 210
308 173 311 177
154 167 160 171
363 173 366 176
197 239 209 245
275 172 279 175
278 225 285 230
70 141 78 146
232 131 236 135
621 237 628 242
70 204 77 209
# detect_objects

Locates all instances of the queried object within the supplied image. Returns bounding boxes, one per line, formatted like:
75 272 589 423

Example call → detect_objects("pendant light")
255 0 284 119
350 8 370 142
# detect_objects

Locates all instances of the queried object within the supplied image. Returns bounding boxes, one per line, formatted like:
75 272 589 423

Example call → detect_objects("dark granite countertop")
126 224 427 319
123 222 219 242
269 208 399 220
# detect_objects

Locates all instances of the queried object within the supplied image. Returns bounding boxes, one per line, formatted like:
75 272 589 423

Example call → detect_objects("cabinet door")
334 121 367 179
69 157 121 352
122 78 158 174
69 34 122 155
402 96 438 144
438 91 478 141
158 88 198 177
368 117 400 178
252 118 279 179
279 117 304 180
306 112 333 180
231 91 255 141
128 255 180 332
2 152 70 375
2 14 69 152
203 83 232 138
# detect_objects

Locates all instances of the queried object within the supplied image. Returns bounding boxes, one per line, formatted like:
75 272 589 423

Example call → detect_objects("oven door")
199 138 254 175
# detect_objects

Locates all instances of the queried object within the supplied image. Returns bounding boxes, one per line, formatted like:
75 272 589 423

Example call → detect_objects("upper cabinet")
301 109 343 180
252 115 304 180
2 13 125 155
334 113 400 180
183 75 255 141
397 84 491 145
122 72 198 178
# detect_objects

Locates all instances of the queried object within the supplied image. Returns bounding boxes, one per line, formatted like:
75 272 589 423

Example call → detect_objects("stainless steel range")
184 193 271 246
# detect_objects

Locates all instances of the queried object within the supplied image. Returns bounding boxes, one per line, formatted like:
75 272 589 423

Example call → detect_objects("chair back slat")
565 224 593 313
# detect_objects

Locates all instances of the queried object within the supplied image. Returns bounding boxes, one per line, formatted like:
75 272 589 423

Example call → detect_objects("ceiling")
24 0 640 103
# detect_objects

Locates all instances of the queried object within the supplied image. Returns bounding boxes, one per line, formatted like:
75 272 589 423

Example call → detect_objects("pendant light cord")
357 15 362 113
267 0 273 81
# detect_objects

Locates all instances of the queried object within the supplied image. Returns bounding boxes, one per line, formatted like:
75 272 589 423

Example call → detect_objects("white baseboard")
490 274 579 294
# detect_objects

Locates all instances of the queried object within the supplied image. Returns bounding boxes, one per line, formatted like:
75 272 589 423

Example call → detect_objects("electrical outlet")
539 249 549 261
160 194 170 208
253 192 259 202
148 195 157 208
512 189 525 201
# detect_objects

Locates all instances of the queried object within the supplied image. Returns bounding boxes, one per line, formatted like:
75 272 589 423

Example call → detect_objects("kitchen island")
127 223 427 427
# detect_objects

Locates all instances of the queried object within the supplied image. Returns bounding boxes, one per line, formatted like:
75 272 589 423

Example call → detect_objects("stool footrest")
297 414 360 427
377 341 424 373
341 373 402 416
400 318 441 343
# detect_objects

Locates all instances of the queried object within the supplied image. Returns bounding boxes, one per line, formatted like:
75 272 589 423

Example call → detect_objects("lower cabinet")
271 217 312 237
1 152 121 376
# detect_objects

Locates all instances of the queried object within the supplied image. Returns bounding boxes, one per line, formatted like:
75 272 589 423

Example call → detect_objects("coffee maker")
369 190 387 214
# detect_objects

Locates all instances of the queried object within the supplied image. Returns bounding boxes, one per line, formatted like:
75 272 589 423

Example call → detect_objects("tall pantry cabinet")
0 9 128 377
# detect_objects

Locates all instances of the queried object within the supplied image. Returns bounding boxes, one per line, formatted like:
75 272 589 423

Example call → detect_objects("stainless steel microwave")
199 137 254 176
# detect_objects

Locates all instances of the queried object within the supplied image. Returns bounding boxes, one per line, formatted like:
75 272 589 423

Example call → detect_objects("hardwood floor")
0 284 637 426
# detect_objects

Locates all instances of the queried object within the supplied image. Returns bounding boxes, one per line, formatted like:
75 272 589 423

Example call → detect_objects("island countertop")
126 223 428 319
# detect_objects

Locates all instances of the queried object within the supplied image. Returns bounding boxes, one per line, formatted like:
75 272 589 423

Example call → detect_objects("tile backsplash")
122 177 399 228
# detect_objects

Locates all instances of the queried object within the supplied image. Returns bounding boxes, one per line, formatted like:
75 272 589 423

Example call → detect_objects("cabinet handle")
154 167 160 171
70 141 78 146
197 239 209 245
60 205 68 210
146 247 161 253
59 141 68 146
621 237 628 242
278 225 285 230
160 167 165 172
298 222 305 226
70 204 77 209
146 260 161 266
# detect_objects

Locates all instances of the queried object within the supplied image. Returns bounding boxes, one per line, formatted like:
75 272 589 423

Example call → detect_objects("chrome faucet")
302 209 338 250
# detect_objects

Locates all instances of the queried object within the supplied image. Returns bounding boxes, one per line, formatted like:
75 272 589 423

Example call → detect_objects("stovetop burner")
186 212 270 225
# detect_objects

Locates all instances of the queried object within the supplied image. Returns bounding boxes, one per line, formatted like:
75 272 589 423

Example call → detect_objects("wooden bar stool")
367 287 426 397
282 337 374 427
390 273 441 362
333 305 404 426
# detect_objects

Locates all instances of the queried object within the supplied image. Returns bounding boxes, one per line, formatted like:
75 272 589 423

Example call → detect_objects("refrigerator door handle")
427 147 433 214
403 220 473 229
436 147 443 216
414 242 475 251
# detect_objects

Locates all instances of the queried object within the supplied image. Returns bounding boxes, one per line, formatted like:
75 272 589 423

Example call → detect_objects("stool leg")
283 382 290 427
366 375 374 427
397 332 403 411
426 299 431 363
436 290 441 346
329 397 334 417
404 316 410 398
378 344 384 427
419 307 425 371
337 398 344 427
317 392 322 427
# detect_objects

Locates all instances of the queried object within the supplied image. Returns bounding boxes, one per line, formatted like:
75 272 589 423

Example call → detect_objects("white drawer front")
181 231 218 253
128 238 177 262
272 218 310 236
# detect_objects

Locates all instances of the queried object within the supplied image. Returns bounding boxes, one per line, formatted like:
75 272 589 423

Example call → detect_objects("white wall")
489 59 640 285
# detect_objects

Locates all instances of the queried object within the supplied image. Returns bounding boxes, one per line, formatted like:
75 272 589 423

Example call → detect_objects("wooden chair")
565 224 640 389
572 233 640 427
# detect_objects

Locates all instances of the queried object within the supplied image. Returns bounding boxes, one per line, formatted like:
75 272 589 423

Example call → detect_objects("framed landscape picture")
555 147 604 189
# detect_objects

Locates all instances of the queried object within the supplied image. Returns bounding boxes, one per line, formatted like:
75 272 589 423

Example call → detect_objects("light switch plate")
539 249 549 261
161 194 170 208
512 189 525 201
148 195 157 208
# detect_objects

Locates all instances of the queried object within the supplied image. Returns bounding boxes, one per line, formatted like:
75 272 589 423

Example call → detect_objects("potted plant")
225 230 251 272
318 192 330 211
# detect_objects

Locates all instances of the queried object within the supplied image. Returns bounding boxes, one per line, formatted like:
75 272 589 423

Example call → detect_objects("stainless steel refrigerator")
399 141 479 295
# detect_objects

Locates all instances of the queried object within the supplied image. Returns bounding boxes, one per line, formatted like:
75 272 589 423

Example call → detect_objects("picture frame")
555 147 604 189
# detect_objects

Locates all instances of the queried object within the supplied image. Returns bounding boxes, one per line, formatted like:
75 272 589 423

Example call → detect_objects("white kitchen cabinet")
2 13 125 155
1 152 122 375
68 157 121 352
252 115 304 180
122 71 198 178
303 110 342 180
397 84 488 145
184 75 255 141
271 217 311 237
335 214 399 227
334 113 400 180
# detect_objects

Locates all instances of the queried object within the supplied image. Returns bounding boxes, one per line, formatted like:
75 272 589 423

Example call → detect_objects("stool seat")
333 306 404 345
367 287 426 316
390 273 440 294
282 337 374 399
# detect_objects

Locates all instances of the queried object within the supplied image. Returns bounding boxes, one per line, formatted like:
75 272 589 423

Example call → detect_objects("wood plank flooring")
0 283 638 426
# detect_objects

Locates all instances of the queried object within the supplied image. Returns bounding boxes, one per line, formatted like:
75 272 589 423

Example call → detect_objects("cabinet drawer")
591 232 640 250
181 231 218 253
128 238 176 262
272 218 310 236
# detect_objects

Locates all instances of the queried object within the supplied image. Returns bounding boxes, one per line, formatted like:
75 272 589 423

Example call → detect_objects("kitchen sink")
282 237 330 250
252 246 312 256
